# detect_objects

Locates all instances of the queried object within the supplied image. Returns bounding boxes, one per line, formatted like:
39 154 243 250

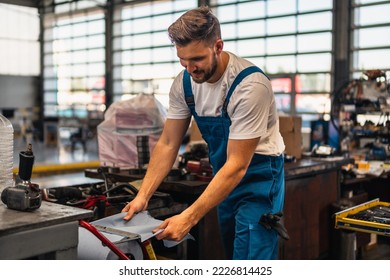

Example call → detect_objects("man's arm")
153 136 259 241
122 117 191 220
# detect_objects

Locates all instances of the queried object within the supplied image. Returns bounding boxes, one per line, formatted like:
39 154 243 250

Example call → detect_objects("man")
122 6 285 260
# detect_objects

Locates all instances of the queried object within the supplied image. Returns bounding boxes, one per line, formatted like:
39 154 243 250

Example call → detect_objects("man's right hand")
121 197 148 221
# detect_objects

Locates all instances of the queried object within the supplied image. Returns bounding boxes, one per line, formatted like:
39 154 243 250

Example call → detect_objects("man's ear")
215 39 224 54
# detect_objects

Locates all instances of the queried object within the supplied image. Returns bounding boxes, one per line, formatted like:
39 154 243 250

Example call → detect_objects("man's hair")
168 6 221 47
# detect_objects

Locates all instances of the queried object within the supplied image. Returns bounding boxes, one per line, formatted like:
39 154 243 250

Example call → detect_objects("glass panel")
120 36 132 49
151 63 176 79
266 56 296 74
71 77 86 91
132 18 152 33
296 94 330 113
271 77 292 93
72 37 87 50
44 66 56 78
132 3 152 17
152 14 174 29
266 36 296 55
132 49 152 63
44 79 57 91
57 78 71 91
224 41 237 53
216 5 237 22
121 50 131 64
238 1 265 19
298 0 332 12
298 12 332 32
152 1 173 13
296 74 331 92
121 21 132 35
132 33 152 48
153 31 170 45
174 0 197 10
154 78 174 94
153 47 172 62
353 49 390 70
58 65 72 77
88 63 105 76
88 49 105 62
0 4 40 75
44 41 53 54
72 22 87 37
237 38 265 57
88 34 105 48
112 37 122 50
72 50 88 64
121 65 132 79
298 33 332 52
130 79 153 93
44 92 57 104
267 16 296 35
55 24 71 39
221 23 236 40
88 20 105 34
211 0 237 4
297 53 331 72
355 0 389 3
131 65 153 80
354 26 390 48
53 39 70 53
71 64 86 77
275 94 291 112
113 81 123 94
267 0 297 16
237 20 266 38
355 4 390 25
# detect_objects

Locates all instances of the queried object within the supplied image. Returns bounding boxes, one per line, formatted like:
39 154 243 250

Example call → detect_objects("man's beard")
191 54 218 84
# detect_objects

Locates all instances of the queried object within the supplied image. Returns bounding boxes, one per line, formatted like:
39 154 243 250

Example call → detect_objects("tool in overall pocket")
259 212 290 240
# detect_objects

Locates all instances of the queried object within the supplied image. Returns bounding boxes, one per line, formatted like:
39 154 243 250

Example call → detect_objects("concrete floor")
13 135 99 168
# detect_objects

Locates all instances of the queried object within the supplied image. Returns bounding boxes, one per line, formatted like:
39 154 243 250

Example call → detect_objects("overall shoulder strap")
183 70 195 111
222 66 268 116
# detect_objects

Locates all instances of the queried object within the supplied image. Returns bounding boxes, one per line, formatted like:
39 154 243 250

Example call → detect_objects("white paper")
91 211 194 247
78 211 195 259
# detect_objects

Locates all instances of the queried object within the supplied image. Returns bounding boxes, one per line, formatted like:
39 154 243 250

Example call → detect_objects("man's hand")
121 197 148 221
152 212 195 241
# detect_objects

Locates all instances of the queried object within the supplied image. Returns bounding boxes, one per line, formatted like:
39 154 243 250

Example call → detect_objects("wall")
0 75 38 109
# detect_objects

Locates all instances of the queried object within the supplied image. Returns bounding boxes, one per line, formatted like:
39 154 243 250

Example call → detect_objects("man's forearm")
137 140 180 201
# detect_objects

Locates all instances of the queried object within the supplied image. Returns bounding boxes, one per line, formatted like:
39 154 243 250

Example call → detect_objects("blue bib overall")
183 66 285 260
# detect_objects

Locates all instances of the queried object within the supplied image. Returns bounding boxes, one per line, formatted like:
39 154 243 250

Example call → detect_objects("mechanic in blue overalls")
122 6 286 260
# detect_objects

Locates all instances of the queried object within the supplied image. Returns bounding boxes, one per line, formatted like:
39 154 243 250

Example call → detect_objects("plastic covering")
97 94 167 169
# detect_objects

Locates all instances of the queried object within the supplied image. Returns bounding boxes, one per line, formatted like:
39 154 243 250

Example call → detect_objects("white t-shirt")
167 51 285 156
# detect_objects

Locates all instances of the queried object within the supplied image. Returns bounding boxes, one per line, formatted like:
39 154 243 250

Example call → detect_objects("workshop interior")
0 0 390 260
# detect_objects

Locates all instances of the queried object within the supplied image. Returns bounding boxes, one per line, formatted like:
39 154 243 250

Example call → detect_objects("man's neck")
208 51 229 83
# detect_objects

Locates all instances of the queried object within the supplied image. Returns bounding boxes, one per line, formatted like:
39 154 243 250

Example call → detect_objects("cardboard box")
191 116 303 159
279 116 302 159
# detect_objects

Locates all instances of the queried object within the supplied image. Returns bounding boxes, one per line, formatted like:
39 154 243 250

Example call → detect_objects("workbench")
0 201 93 259
84 157 349 260
281 158 348 259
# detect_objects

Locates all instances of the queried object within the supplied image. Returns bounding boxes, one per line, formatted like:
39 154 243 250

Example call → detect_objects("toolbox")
335 198 390 236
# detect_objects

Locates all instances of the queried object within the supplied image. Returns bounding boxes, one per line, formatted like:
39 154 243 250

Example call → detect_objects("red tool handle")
79 220 130 260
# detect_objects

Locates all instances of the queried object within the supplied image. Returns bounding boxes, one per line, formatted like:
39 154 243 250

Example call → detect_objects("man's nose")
185 61 197 73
